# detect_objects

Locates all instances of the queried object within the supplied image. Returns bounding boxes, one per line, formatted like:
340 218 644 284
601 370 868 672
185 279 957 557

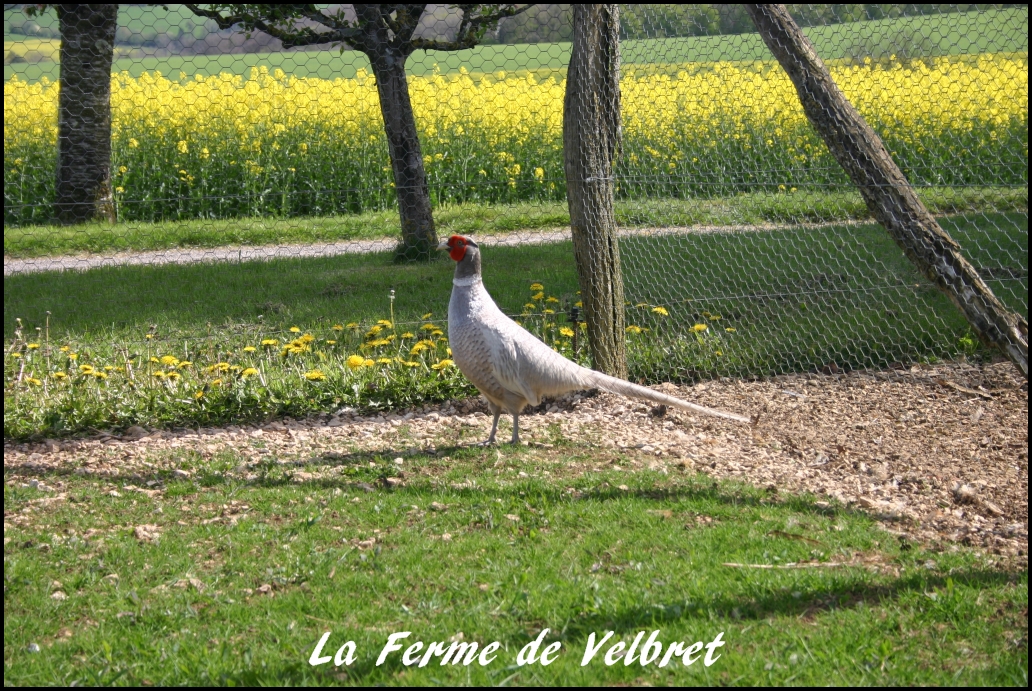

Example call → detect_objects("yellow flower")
159 355 180 366
346 354 367 370
53 371 68 380
25 377 42 386
243 346 257 352
177 140 189 154
289 326 301 333
431 359 454 370
546 296 560 303
431 330 444 337
524 303 536 310
67 353 78 361
304 370 326 381
377 319 393 328
59 346 70 352
534 167 545 182
261 339 279 347
211 378 223 387
725 327 737 333
9 352 22 359
421 312 433 320
543 309 555 315
363 358 374 367
241 367 259 377
128 138 139 148
79 364 95 374
635 302 649 308
145 334 153 340
559 327 575 337
346 322 360 329
575 301 583 308
177 361 192 369
626 325 643 334
531 292 545 301
420 323 438 331
366 338 390 347
401 360 421 367
167 372 181 381
410 342 429 355
194 390 205 399
325 339 337 345
377 357 393 364
93 371 108 380
153 371 167 379
401 332 415 338
332 324 344 331
652 306 669 316
27 343 40 349
692 324 708 333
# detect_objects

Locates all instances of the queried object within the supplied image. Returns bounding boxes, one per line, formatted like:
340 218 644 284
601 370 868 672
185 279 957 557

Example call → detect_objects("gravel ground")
5 361 1026 559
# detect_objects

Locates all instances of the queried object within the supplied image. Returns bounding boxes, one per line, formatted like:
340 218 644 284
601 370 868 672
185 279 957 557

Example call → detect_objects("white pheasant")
441 234 752 444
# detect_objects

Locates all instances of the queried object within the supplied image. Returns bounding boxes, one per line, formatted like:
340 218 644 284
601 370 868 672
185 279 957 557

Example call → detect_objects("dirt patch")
5 361 1026 558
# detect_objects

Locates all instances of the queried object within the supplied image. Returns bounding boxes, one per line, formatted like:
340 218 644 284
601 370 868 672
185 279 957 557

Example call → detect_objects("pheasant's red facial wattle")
448 235 468 262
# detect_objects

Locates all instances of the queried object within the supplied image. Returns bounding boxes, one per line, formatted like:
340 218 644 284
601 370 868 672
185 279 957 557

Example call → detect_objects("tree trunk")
56 4 117 225
745 4 1028 379
369 48 437 261
564 4 627 379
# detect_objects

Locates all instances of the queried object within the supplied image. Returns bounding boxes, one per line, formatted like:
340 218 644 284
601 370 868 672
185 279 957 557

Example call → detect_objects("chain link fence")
3 4 1028 426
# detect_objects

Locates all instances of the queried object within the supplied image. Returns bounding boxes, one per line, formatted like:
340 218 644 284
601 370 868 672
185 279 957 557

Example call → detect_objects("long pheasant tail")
585 370 754 424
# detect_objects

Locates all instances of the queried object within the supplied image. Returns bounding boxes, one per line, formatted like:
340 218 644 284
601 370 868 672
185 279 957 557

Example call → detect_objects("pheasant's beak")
437 239 450 251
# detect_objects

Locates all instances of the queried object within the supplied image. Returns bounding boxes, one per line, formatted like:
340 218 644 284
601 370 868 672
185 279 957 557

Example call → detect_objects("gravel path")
4 221 857 275
5 361 1026 559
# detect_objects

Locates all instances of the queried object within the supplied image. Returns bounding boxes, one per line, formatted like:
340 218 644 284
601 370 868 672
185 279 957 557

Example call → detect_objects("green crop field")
5 7 1027 82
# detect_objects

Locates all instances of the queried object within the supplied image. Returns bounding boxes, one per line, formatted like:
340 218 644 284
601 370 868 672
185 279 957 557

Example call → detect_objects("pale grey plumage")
442 235 752 444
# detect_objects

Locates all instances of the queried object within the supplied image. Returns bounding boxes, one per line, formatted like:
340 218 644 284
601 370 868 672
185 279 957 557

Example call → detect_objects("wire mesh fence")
3 4 1028 435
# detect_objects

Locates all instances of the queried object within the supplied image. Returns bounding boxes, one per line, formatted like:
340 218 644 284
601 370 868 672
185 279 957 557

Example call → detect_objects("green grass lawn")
4 187 1025 259
6 6 1027 82
4 210 1026 438
3 443 1027 685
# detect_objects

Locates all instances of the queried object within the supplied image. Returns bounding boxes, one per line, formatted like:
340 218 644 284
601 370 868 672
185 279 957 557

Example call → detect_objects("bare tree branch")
410 4 533 52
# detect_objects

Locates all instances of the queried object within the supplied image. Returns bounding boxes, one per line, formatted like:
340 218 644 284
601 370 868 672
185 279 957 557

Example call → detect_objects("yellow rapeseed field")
4 54 1027 223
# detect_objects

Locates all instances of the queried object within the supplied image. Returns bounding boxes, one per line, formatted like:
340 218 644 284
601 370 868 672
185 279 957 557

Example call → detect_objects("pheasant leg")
509 413 520 445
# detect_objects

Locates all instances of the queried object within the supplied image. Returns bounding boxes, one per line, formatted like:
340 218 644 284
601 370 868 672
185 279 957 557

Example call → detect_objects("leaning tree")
184 4 533 260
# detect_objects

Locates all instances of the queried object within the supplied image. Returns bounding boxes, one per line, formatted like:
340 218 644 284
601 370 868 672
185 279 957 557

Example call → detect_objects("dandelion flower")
725 327 737 333
532 291 545 300
431 359 454 370
402 360 420 367
431 330 444 337
325 339 337 345
401 332 415 338
346 355 366 370
79 364 95 374
626 325 643 334
241 367 259 377
377 319 393 328
421 323 438 331
211 378 223 387
194 391 205 399
635 302 649 308
261 339 279 347
546 296 559 303
530 283 544 291
289 326 301 333
60 346 70 352
243 346 257 352
153 371 167 379
52 371 68 380
68 353 78 360
10 352 22 359
27 343 40 350
332 324 344 331
26 377 43 386
575 301 583 308
363 358 374 367
543 309 555 315
160 355 180 366
346 322 360 329
524 303 536 310
692 323 708 333
304 370 326 381
559 327 575 337
652 307 669 316
377 358 393 364
167 372 181 381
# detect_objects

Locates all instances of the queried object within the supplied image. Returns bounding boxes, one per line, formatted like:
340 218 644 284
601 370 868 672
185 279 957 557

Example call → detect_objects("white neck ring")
452 276 482 287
